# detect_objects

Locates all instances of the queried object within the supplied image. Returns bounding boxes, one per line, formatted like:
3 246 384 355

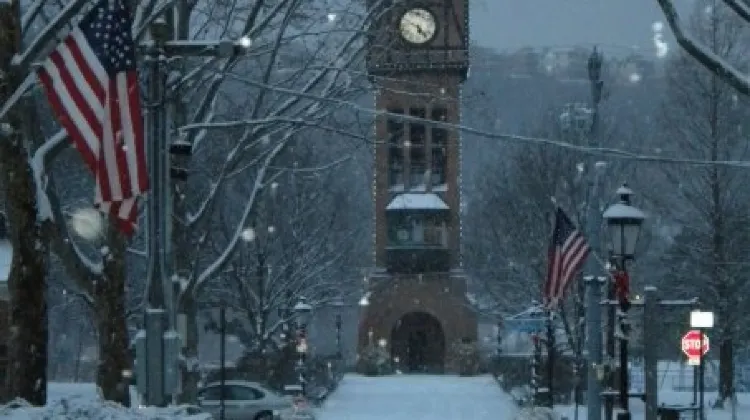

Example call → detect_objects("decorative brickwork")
362 0 473 374
358 272 476 373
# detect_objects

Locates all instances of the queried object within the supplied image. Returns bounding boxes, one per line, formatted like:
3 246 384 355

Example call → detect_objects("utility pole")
134 17 249 406
583 46 605 420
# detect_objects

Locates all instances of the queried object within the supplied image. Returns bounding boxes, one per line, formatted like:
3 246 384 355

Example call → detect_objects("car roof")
202 380 265 389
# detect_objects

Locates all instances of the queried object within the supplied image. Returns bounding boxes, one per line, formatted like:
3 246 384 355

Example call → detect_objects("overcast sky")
470 0 697 56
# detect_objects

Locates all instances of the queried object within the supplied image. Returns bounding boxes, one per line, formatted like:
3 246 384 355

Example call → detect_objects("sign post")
681 329 709 365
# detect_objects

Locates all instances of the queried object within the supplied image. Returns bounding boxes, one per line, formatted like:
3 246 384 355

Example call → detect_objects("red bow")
613 270 630 301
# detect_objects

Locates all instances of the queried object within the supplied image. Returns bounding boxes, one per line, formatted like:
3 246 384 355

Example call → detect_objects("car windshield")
4 1 742 420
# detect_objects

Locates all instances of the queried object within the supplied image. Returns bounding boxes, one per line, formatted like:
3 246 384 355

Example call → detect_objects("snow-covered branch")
189 139 287 295
656 0 750 96
12 0 88 70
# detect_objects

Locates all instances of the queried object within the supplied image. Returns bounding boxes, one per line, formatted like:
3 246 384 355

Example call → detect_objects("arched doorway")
390 311 445 373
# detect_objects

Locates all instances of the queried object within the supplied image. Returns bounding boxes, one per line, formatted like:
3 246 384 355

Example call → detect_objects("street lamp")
602 184 646 420
690 310 714 420
294 297 313 327
332 296 345 359
293 297 313 395
358 291 370 307
603 184 645 261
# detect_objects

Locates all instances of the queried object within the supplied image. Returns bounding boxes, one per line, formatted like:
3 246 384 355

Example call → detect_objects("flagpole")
546 308 555 409
140 19 175 408
133 16 250 407
544 202 558 410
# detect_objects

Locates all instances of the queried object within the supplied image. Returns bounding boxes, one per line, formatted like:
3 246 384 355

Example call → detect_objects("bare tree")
0 0 50 405
162 0 376 401
656 0 750 96
204 146 362 356
652 0 750 405
0 0 199 405
0 0 374 405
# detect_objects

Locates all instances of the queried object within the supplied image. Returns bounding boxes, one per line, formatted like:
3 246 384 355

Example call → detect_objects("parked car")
197 380 315 420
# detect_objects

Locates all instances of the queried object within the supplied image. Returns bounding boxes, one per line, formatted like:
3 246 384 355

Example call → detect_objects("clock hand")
406 21 424 36
407 22 421 36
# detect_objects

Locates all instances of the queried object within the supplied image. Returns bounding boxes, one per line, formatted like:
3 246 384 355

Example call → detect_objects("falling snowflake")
241 227 255 242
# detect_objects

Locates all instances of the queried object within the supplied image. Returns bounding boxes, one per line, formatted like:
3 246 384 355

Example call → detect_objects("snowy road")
315 374 517 420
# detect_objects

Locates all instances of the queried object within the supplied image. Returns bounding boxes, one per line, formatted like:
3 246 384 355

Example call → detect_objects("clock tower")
358 0 476 374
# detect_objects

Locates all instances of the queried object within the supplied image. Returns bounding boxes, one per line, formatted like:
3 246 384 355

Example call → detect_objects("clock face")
399 8 437 45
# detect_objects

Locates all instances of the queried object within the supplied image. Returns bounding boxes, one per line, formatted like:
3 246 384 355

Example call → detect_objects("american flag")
37 0 147 235
543 207 590 308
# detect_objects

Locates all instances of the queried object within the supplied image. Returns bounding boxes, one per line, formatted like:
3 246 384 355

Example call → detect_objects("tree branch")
656 0 750 96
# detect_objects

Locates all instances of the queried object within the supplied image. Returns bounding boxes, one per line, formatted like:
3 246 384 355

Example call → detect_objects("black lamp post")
0 211 10 299
602 184 646 420
293 297 313 395
332 296 344 360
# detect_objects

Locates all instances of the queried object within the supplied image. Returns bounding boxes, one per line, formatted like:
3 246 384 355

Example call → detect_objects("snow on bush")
0 396 211 420
358 343 392 376
448 339 480 376
513 407 562 420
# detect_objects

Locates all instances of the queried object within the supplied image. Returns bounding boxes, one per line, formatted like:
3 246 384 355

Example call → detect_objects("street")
315 374 516 420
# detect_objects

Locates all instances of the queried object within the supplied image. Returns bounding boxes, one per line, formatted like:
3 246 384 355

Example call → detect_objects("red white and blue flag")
543 207 590 308
37 0 147 235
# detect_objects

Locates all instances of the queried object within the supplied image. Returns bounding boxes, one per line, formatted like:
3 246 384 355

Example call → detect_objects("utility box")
134 330 147 396
163 330 181 394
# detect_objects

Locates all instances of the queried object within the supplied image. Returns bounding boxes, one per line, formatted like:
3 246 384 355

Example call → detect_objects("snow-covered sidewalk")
0 383 209 419
315 374 519 420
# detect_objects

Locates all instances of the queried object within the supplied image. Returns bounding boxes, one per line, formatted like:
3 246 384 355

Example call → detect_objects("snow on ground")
315 374 518 420
1 383 209 419
555 391 750 420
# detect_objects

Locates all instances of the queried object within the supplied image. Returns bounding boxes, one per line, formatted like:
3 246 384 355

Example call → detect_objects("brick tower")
358 0 476 373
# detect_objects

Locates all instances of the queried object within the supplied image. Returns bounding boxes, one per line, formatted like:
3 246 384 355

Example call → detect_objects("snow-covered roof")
602 202 646 221
0 238 11 284
386 193 449 211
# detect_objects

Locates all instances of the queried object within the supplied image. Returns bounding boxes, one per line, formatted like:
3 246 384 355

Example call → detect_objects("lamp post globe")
602 184 646 260
331 296 345 308
293 296 314 326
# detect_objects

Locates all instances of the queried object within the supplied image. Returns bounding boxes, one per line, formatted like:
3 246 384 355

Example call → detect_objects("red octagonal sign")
681 329 709 362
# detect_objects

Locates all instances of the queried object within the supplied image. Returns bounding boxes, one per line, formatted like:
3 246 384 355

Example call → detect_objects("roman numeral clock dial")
399 8 437 45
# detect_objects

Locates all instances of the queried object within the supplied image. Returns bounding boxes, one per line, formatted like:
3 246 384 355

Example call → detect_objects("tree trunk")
717 337 734 405
0 145 48 406
94 226 131 406
178 293 200 404
0 1 49 406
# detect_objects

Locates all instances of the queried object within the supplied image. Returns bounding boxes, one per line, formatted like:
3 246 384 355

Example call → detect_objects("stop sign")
681 330 709 361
